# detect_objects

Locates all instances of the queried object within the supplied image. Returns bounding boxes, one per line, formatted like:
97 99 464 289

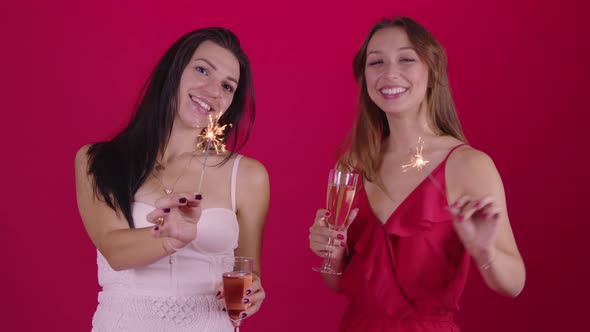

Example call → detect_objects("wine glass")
223 256 254 332
312 169 358 275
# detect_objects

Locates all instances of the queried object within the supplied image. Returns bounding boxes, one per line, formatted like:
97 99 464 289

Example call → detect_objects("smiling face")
364 27 430 116
175 40 240 129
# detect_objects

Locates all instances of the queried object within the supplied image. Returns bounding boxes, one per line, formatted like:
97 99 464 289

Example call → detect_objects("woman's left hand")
217 273 265 320
448 195 501 265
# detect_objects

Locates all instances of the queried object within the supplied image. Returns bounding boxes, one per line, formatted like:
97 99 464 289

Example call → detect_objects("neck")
161 123 203 163
383 103 437 154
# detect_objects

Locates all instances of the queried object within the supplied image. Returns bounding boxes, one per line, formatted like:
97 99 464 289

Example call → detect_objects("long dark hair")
338 16 466 180
87 27 255 227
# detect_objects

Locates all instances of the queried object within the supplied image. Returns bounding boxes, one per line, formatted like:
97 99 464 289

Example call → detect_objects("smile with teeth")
190 95 212 112
380 87 408 96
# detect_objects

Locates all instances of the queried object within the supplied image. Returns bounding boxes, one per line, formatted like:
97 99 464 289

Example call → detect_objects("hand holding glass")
223 256 253 332
313 169 358 275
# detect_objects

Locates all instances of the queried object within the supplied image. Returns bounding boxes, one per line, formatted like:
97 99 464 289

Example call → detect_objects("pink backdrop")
2 0 588 330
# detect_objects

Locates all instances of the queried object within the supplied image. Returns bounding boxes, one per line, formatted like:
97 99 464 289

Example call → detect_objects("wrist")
162 237 184 254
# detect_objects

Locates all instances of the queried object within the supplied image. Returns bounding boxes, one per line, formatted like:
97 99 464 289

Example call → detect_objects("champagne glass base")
312 266 343 275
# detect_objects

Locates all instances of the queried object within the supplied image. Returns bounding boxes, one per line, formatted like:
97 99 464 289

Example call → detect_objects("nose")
202 80 222 99
384 63 401 79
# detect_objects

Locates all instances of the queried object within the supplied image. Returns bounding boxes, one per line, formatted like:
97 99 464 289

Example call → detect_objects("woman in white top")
75 27 269 331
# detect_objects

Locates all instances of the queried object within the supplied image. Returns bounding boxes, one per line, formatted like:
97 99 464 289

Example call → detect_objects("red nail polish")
341 242 346 247
474 201 481 208
179 197 187 204
325 211 331 217
336 234 345 240
195 194 202 200
154 226 160 231
163 208 170 213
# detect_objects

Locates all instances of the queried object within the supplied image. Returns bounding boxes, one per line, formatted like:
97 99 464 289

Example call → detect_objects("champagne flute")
312 169 358 275
223 256 253 332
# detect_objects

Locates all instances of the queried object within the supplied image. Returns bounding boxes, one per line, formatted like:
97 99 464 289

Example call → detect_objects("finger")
458 196 496 222
178 192 203 208
448 195 472 215
154 193 191 209
146 208 171 225
215 286 224 300
240 293 264 319
242 289 265 309
314 209 331 226
479 205 502 220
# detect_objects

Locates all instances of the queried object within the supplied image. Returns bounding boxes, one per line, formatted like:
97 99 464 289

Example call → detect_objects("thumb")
343 208 359 231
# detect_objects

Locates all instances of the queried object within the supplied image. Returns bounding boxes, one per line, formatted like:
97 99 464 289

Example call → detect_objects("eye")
196 66 208 75
367 59 384 66
400 57 416 63
222 83 235 93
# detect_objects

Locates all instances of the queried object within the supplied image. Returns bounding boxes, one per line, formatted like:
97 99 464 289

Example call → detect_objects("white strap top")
96 154 242 296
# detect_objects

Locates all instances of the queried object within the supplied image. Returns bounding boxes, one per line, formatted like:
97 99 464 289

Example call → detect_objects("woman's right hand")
146 192 202 248
309 208 358 262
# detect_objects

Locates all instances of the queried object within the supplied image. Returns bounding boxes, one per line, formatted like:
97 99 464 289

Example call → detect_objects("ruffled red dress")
339 145 469 331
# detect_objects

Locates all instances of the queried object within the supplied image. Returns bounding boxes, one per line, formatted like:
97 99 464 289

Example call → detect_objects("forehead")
191 40 240 79
367 27 412 52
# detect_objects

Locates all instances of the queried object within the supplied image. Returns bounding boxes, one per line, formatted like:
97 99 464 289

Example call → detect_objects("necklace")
152 155 195 195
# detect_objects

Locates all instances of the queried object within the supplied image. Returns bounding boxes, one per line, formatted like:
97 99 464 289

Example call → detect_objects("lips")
190 94 214 114
379 86 408 99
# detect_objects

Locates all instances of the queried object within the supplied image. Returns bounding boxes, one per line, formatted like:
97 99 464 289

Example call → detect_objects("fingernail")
154 226 160 231
325 211 331 217
241 313 247 318
163 208 171 213
195 194 202 200
336 234 345 240
245 289 251 295
474 201 481 208
341 242 346 247
481 212 488 218
179 197 187 204
216 291 221 297
222 308 226 312
493 213 500 219
243 298 250 304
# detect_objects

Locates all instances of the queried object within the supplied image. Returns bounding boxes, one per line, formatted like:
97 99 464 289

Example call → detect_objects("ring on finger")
156 217 165 226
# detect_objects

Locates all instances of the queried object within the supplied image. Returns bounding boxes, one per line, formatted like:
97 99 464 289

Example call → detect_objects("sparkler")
402 137 429 172
402 137 444 195
196 113 230 193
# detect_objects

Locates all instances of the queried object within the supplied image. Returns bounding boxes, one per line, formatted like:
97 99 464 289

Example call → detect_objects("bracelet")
161 238 174 255
164 237 183 252
479 257 496 270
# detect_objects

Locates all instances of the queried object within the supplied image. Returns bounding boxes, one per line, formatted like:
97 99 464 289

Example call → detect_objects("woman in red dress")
309 16 526 331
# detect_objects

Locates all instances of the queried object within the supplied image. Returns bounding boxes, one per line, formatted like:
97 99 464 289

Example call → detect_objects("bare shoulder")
75 143 94 174
446 145 504 198
448 145 497 177
236 155 269 187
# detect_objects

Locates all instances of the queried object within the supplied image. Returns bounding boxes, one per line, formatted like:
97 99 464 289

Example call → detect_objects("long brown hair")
338 16 467 181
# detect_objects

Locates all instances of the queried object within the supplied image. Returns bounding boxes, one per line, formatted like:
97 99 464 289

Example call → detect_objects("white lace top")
91 155 243 332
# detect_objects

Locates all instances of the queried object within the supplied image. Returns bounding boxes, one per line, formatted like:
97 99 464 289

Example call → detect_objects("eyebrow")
194 58 239 84
367 47 416 55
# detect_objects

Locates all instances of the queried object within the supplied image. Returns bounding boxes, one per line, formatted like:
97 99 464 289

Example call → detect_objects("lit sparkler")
196 113 230 193
402 137 430 172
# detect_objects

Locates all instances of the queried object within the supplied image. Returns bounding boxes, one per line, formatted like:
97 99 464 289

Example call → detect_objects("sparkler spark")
195 114 231 193
196 115 231 154
402 137 430 172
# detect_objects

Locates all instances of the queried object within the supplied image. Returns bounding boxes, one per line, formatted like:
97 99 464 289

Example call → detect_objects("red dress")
339 145 469 331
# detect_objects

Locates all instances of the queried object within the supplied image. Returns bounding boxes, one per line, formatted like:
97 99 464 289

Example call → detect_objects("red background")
2 0 588 330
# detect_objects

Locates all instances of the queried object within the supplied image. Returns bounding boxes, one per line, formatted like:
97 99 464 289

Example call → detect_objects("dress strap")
231 155 243 213
442 143 467 163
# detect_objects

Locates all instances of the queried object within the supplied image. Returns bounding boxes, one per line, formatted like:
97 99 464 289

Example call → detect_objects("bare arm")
447 147 526 297
234 157 270 318
75 145 199 271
